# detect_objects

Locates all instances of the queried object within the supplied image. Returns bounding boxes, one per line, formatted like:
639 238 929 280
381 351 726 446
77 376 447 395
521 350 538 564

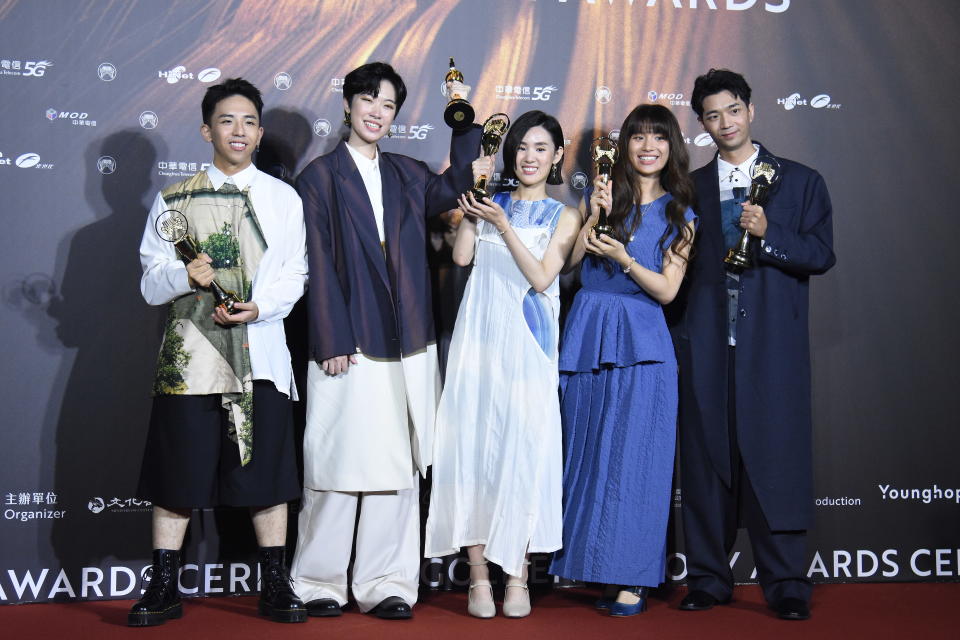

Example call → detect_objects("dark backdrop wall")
1 0 958 604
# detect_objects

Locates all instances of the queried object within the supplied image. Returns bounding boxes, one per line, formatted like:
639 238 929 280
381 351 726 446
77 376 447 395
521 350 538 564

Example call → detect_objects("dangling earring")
548 161 563 185
343 110 351 127
386 129 393 138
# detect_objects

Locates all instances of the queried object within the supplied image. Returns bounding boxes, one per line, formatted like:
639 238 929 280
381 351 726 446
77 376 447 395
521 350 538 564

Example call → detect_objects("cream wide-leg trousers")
290 479 420 611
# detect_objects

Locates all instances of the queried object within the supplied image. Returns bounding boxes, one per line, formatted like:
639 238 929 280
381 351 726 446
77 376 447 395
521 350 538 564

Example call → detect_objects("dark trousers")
679 347 811 605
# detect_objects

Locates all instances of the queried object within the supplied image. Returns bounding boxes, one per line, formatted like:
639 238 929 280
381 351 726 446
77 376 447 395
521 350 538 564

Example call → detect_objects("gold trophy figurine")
723 154 783 271
443 57 475 131
590 136 618 237
470 113 511 200
155 209 242 313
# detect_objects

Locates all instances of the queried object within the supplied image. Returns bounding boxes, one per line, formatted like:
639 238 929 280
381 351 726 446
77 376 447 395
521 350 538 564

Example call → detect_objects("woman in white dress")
424 110 584 618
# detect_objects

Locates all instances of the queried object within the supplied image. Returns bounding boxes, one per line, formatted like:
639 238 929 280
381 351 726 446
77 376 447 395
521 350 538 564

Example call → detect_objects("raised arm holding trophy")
590 136 618 238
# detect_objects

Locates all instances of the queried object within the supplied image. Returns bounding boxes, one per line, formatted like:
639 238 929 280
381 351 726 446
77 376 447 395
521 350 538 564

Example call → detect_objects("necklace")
628 200 656 242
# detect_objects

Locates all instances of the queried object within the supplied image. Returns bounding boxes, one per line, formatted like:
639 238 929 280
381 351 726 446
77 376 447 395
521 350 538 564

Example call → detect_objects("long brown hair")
607 104 694 261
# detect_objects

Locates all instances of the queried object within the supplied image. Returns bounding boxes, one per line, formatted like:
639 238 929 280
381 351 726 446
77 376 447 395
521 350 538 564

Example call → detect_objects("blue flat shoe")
594 598 614 610
609 586 649 617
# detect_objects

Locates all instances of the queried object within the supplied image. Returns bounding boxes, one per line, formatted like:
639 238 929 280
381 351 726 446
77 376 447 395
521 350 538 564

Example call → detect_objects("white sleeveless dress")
424 193 564 577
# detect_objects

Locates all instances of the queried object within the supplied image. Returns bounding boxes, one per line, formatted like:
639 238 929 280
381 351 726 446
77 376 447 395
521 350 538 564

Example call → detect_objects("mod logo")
15 152 40 168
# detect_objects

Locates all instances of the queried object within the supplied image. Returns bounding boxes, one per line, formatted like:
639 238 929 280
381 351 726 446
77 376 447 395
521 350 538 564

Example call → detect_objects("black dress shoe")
679 590 728 611
306 598 342 617
128 549 183 627
776 597 810 621
257 546 308 623
369 596 412 620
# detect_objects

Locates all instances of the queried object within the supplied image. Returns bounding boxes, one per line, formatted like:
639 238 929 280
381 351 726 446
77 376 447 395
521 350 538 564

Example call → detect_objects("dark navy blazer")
296 126 481 362
674 143 836 531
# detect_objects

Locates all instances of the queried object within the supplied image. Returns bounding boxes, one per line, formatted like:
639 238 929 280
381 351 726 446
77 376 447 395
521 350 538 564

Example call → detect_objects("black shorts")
137 381 300 509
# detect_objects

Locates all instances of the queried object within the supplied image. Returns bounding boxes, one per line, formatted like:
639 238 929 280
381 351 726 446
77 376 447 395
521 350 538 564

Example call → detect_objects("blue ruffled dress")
549 192 695 587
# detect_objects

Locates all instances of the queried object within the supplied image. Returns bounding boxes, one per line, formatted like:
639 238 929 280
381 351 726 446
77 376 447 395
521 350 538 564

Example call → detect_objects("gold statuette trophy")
590 136 618 237
155 209 241 313
723 154 783 271
470 113 511 200
443 57 475 131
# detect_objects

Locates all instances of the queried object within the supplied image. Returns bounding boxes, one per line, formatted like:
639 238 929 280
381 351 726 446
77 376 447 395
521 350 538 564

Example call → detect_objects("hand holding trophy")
443 58 475 131
590 136 618 238
469 113 511 200
155 209 242 313
723 154 782 271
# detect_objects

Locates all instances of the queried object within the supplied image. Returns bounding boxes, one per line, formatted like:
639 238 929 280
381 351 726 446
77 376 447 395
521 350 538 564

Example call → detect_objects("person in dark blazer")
288 62 485 620
674 69 835 621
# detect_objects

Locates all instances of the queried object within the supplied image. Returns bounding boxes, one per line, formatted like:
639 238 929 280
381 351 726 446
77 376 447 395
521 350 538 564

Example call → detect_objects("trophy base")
444 100 475 131
470 186 491 201
723 248 753 271
593 223 614 238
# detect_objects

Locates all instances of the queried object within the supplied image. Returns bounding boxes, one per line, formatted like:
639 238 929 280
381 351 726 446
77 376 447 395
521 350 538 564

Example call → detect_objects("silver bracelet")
622 256 636 273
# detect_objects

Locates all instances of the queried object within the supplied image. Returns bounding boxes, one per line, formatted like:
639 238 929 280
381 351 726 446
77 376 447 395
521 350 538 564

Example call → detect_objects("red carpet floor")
1 583 956 640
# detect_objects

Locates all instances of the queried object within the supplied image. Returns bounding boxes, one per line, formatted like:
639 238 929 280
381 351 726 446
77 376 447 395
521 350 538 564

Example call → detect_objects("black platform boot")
258 546 307 623
128 549 183 627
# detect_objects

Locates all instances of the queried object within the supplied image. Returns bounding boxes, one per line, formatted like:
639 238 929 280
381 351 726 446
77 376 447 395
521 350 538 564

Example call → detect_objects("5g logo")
408 124 434 141
23 60 53 77
532 86 558 101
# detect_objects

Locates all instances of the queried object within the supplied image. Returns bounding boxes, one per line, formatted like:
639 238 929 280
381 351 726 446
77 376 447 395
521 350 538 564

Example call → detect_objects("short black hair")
691 68 752 118
343 62 407 113
201 77 263 125
501 110 565 185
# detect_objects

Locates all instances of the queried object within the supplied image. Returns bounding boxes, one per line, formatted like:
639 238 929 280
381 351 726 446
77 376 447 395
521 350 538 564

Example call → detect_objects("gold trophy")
724 154 783 271
470 113 511 200
590 136 618 237
443 57 475 131
155 209 242 313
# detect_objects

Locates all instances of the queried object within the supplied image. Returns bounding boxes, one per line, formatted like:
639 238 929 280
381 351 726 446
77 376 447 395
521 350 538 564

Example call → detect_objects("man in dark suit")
675 69 835 621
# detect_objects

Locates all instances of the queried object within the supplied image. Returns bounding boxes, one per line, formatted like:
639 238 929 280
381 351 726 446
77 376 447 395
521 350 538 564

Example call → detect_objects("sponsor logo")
694 132 717 147
330 77 344 93
551 0 790 13
388 123 435 141
197 67 221 83
648 90 690 107
313 118 332 137
594 85 612 104
494 84 558 101
3 491 64 522
87 496 152 514
97 62 117 82
778 92 842 111
879 483 960 504
159 65 193 84
0 152 11 166
45 108 97 127
139 111 158 129
15 152 53 170
158 160 210 178
571 171 589 191
0 58 53 78
97 156 116 175
274 72 292 90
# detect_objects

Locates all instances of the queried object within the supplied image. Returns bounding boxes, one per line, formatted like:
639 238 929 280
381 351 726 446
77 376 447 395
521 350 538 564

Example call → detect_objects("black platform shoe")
258 546 308 623
128 549 183 627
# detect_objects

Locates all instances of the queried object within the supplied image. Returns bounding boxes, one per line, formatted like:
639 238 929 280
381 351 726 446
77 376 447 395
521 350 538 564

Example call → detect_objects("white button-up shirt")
345 142 385 243
139 163 307 398
717 143 760 202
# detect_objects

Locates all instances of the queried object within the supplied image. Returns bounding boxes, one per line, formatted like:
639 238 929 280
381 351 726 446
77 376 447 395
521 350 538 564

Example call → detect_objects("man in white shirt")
130 78 308 627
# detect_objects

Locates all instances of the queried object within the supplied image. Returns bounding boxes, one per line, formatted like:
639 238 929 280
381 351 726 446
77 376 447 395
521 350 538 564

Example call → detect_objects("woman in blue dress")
549 104 696 616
